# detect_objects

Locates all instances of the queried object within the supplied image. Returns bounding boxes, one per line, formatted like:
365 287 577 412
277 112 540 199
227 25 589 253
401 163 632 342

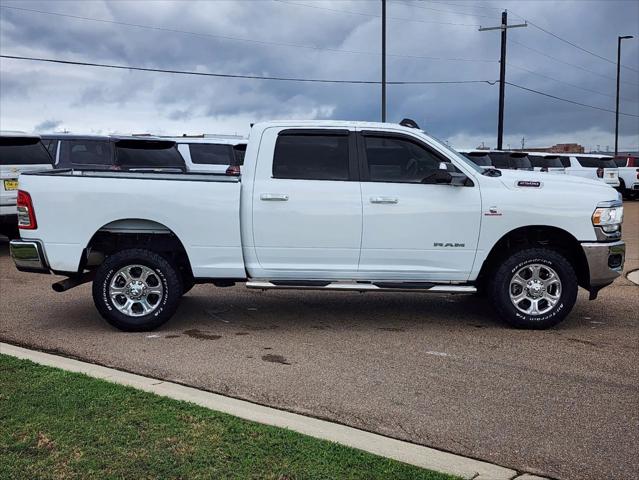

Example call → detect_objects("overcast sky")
1 0 638 151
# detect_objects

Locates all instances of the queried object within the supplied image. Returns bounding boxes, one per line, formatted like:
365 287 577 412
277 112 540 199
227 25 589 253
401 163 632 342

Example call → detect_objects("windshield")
421 133 483 173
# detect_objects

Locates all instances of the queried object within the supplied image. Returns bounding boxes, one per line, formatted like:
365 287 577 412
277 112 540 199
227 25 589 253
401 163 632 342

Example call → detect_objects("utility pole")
615 35 633 156
479 11 526 150
381 0 387 122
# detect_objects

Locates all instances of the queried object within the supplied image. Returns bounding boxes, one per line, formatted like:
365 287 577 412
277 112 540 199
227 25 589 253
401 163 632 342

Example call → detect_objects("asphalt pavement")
1 202 637 480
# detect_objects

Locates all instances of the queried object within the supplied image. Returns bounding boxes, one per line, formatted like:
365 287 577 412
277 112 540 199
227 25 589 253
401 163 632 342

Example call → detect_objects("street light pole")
615 35 633 156
381 0 387 122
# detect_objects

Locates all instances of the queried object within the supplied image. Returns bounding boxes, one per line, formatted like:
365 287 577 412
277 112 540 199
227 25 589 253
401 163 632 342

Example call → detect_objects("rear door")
0 136 52 215
251 127 362 277
357 130 481 281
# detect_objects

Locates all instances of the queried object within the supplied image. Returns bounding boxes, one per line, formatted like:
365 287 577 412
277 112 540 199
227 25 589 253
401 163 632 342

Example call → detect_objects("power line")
506 81 639 117
390 0 495 19
425 1 505 13
0 54 497 86
0 5 495 64
4 54 635 117
272 0 481 27
523 19 639 74
507 63 633 101
509 39 639 87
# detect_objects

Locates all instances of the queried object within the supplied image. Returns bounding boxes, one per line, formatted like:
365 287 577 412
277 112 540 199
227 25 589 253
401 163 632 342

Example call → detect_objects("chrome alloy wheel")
109 264 164 317
509 263 562 316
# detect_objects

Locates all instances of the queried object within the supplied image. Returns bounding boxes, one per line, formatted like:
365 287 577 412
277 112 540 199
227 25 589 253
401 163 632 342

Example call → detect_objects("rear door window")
0 137 52 165
273 132 350 180
530 156 563 168
188 143 233 165
115 140 185 171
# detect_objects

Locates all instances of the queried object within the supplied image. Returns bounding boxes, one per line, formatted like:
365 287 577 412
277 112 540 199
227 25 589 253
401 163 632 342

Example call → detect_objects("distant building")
518 143 585 153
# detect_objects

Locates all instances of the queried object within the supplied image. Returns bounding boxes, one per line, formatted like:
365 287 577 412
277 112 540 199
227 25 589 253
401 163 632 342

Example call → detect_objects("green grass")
0 354 458 480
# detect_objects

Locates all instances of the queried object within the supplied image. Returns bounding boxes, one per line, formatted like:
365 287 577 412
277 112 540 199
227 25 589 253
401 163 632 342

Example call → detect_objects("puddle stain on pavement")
261 354 291 365
183 329 222 340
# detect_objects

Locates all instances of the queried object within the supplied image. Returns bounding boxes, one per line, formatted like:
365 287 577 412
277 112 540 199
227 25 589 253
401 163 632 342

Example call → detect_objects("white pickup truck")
10 120 625 331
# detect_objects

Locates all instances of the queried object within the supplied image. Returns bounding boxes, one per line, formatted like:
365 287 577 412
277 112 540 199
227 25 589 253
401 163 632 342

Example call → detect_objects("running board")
245 281 476 294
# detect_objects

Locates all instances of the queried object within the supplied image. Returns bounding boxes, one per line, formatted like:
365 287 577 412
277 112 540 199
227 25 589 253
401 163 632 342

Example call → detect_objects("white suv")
557 154 620 188
1 133 52 236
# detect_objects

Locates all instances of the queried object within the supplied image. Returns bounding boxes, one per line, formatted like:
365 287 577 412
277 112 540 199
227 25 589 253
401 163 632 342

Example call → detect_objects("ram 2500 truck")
10 120 625 331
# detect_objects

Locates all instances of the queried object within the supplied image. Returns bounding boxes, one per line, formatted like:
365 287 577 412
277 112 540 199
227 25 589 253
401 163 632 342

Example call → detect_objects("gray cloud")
34 119 63 132
0 0 637 149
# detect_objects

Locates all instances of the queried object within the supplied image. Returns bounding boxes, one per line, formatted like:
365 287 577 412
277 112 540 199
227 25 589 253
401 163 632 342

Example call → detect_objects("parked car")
613 155 638 199
10 120 624 332
488 151 534 171
528 154 566 174
556 154 620 188
42 134 186 172
1 133 52 237
165 137 248 174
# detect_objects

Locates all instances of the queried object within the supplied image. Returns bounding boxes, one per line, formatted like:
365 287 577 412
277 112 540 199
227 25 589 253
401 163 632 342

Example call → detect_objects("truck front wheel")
490 248 578 329
92 249 182 331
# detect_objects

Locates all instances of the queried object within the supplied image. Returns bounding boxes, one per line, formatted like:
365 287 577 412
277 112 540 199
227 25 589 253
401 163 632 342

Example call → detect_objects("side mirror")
421 169 469 186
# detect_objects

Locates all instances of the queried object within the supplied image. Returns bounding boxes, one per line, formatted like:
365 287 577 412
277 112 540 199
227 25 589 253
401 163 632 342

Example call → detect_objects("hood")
496 169 617 193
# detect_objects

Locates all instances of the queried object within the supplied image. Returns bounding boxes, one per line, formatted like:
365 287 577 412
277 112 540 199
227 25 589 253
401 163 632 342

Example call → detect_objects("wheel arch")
477 225 590 290
83 218 194 283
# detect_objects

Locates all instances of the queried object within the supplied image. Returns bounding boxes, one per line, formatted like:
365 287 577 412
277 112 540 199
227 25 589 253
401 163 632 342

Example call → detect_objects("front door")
251 127 362 278
357 131 481 282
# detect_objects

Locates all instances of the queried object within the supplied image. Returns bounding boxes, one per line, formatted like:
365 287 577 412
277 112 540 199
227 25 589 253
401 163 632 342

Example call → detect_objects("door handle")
260 193 289 201
370 196 398 204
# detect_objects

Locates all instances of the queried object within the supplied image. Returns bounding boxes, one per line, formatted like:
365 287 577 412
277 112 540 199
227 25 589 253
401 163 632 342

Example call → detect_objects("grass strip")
0 354 459 480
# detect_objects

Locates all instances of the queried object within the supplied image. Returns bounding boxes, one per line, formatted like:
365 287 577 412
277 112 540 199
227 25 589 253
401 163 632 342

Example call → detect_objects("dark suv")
41 135 186 172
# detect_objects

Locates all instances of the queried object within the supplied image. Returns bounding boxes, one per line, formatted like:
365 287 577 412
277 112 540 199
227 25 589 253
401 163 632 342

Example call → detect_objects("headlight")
592 206 624 232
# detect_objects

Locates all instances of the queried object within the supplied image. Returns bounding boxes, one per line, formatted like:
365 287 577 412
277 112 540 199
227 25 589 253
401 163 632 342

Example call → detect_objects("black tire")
489 247 578 329
181 276 195 296
92 249 182 331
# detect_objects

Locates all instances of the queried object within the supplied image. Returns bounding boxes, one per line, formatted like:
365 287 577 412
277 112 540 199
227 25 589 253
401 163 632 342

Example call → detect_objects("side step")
245 280 476 294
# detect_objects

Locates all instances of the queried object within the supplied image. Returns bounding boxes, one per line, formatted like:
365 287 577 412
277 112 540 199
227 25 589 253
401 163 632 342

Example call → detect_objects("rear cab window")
577 157 617 168
187 143 234 165
60 140 112 167
0 136 52 166
273 130 351 180
530 155 564 168
115 140 185 172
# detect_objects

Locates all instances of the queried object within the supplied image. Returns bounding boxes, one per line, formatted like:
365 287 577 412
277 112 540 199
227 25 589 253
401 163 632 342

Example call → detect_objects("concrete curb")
1 342 548 480
627 269 639 286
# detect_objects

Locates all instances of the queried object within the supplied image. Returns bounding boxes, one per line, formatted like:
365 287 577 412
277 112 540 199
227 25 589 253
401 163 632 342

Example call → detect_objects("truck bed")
17 170 245 278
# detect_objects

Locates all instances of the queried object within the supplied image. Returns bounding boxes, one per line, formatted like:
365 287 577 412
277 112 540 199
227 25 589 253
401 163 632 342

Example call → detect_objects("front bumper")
9 239 50 274
581 240 625 297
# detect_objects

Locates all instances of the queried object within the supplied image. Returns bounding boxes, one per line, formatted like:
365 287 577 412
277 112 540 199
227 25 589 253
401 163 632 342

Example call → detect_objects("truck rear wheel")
490 248 578 329
92 248 182 331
